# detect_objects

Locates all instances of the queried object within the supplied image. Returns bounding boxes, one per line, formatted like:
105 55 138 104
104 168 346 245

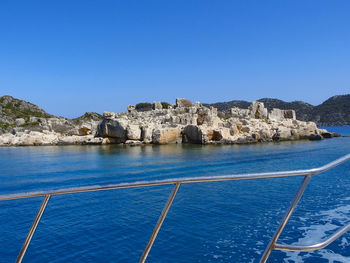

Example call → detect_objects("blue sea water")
0 127 350 263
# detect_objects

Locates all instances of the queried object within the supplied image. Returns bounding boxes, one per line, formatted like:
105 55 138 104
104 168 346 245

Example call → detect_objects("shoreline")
0 98 347 147
0 132 345 147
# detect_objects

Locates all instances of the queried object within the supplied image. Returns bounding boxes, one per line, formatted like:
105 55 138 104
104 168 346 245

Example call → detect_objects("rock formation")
95 98 339 145
0 96 341 146
0 95 103 146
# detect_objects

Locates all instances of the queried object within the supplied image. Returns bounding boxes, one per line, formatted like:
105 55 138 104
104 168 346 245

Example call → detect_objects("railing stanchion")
0 154 347 262
259 175 312 263
16 195 51 263
139 183 181 263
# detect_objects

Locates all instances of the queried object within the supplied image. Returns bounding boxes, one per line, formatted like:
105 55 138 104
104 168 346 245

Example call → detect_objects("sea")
0 126 349 263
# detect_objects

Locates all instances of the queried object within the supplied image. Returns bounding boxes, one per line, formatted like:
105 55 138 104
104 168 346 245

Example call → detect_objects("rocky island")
0 96 340 146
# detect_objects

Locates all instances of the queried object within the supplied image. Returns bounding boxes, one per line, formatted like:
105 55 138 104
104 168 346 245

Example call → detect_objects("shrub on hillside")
135 102 152 111
161 102 170 109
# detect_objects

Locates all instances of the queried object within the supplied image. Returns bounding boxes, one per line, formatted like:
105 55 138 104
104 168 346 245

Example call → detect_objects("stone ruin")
95 98 332 145
0 98 339 146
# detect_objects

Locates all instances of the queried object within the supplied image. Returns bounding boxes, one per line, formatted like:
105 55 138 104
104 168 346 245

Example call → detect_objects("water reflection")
0 134 349 262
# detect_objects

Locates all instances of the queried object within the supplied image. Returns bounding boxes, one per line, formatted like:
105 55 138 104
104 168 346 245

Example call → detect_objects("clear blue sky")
1 1 349 118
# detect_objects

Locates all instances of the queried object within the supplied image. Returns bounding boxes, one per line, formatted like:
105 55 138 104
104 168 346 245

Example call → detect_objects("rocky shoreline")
0 98 341 146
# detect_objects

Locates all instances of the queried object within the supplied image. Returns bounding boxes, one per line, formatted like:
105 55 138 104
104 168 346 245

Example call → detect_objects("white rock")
269 108 285 122
152 101 163 110
176 98 192 108
248 101 268 119
103 112 115 119
127 124 141 140
125 140 143 145
230 107 249 118
15 118 25 126
141 126 153 143
152 126 182 144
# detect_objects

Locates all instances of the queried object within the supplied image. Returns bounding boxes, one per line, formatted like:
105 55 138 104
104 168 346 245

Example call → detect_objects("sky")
0 0 349 118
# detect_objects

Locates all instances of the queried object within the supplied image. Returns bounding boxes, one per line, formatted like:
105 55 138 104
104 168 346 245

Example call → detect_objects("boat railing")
1 153 350 263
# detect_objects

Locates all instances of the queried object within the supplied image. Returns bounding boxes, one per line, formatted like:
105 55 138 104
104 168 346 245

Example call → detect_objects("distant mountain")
312 95 350 126
1 94 349 133
205 94 350 126
204 100 251 111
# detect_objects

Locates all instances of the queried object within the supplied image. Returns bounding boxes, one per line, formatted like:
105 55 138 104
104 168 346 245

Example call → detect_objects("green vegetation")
72 112 102 123
0 121 14 129
2 102 49 121
313 95 350 125
0 121 15 134
161 102 170 109
20 121 40 127
135 102 152 111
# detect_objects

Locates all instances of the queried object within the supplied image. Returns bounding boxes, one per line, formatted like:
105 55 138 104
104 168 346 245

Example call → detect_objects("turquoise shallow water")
0 126 350 263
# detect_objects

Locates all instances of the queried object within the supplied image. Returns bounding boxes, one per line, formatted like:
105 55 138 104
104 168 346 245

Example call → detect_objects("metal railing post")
16 195 51 263
259 175 312 263
0 154 347 262
139 183 181 263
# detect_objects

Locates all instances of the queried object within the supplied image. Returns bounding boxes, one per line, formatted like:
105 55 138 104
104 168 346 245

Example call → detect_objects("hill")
312 95 350 126
0 95 53 133
1 94 348 133
205 94 350 126
0 95 102 134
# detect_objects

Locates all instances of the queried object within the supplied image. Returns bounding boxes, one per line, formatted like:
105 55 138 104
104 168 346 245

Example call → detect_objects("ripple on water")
0 132 350 262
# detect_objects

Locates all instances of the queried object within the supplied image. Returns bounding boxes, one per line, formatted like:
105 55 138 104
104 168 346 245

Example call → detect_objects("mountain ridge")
0 94 349 133
0 95 344 146
204 94 350 126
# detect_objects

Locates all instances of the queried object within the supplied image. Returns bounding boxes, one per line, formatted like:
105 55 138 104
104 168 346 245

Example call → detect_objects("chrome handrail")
274 223 350 252
1 153 349 263
1 153 349 202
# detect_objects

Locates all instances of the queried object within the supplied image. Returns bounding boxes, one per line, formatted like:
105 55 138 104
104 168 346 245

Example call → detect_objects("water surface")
0 127 350 262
